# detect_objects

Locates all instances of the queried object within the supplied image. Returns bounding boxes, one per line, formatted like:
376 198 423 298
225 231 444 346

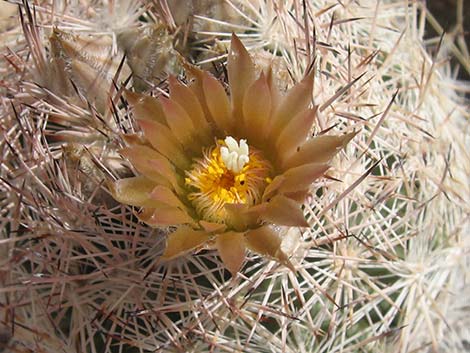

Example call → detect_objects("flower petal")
245 226 294 271
202 72 232 133
277 163 329 194
268 70 314 139
121 145 184 194
126 90 167 124
184 63 211 114
281 132 357 170
242 72 272 143
276 107 317 158
216 231 246 276
284 189 310 203
199 220 227 233
149 185 187 211
160 97 199 150
225 203 258 231
251 195 309 227
262 175 286 202
265 65 280 108
110 176 156 207
121 145 170 185
228 34 255 121
138 119 190 169
161 226 212 260
145 206 194 227
169 75 212 144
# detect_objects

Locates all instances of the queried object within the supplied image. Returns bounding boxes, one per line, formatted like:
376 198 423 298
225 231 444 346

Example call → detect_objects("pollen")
185 137 271 223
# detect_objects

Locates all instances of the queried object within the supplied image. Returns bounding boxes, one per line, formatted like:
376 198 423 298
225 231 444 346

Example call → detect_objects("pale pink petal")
225 203 258 231
162 226 212 260
265 66 281 110
137 207 156 224
120 145 171 187
125 90 167 124
262 175 286 202
228 34 256 121
150 185 188 210
110 176 159 207
281 132 357 170
277 163 329 194
250 195 309 227
138 119 190 169
276 107 317 158
245 226 294 271
169 75 212 144
268 70 315 139
202 72 232 133
199 220 227 233
145 207 194 227
242 72 272 143
160 97 199 150
216 232 246 276
122 133 146 146
284 189 310 203
184 64 212 116
121 145 184 194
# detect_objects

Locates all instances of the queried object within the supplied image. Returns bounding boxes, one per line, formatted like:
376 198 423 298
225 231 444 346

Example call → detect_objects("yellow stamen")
185 138 271 223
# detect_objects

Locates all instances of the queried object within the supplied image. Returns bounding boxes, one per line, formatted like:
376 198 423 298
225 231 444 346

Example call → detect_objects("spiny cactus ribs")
0 1 469 352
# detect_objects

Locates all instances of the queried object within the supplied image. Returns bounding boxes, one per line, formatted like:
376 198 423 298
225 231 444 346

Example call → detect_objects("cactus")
1 0 468 352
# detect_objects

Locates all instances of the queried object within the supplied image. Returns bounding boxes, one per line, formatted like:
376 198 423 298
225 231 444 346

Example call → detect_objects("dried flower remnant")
118 25 179 91
48 28 131 114
112 34 355 275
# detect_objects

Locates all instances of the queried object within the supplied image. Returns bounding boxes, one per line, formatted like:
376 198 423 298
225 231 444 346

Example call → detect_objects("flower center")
185 136 271 223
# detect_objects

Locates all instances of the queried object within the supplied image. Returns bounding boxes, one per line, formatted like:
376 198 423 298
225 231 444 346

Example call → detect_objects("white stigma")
220 136 249 173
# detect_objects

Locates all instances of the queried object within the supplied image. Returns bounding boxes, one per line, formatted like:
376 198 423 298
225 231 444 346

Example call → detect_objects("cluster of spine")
0 0 468 352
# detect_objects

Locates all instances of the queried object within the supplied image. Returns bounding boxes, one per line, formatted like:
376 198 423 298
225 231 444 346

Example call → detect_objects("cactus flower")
112 34 355 275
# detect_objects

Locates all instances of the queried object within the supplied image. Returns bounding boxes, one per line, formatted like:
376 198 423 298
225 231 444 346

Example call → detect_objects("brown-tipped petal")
277 163 329 194
160 97 198 149
128 92 167 124
245 226 295 271
265 66 281 108
202 72 232 133
282 132 357 170
150 185 187 210
122 133 146 146
284 189 310 203
242 72 271 141
276 107 317 157
121 145 183 194
184 63 211 114
138 119 190 170
145 206 194 227
268 70 314 139
110 176 155 207
121 145 170 186
199 220 227 233
146 157 184 194
228 34 256 120
262 175 286 202
169 76 212 144
123 89 142 106
216 232 246 276
225 203 259 231
162 226 212 260
258 195 309 227
137 207 156 224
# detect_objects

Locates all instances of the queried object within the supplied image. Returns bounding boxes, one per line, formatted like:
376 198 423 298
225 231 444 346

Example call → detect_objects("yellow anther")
185 138 272 223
